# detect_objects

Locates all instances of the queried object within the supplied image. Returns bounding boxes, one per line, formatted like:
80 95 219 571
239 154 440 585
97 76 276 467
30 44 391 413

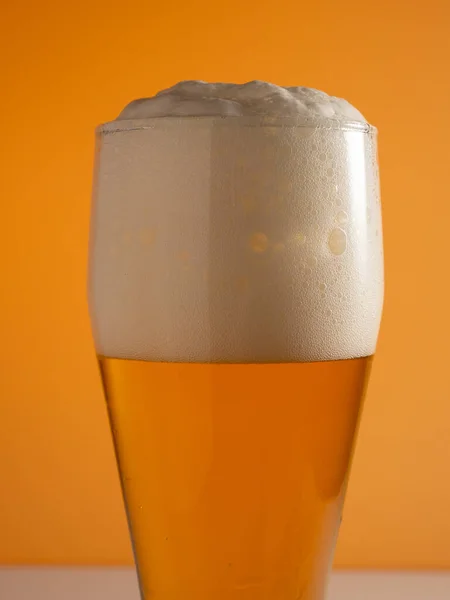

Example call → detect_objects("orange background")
1 0 450 568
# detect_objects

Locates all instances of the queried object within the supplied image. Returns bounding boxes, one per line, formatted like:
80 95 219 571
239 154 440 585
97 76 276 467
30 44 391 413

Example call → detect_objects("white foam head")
89 81 383 363
116 80 367 122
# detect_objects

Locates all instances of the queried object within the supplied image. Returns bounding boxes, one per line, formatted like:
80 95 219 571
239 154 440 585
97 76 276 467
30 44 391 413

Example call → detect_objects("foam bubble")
328 228 348 255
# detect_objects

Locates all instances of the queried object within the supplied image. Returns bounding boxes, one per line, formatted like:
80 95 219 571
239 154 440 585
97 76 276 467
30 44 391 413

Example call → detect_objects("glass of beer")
88 82 383 600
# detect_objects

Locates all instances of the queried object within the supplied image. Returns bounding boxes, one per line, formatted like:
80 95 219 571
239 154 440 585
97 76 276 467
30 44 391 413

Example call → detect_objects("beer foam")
89 85 383 363
115 81 366 122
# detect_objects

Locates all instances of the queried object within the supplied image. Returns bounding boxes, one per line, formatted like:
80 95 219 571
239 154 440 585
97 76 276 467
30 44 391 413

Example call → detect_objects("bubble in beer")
179 250 191 267
336 211 348 225
139 228 156 247
249 232 269 253
236 276 249 293
328 228 347 255
273 242 285 253
241 197 255 213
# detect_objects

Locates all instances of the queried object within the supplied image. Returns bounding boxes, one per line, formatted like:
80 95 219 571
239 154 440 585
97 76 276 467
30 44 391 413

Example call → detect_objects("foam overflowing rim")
96 116 376 135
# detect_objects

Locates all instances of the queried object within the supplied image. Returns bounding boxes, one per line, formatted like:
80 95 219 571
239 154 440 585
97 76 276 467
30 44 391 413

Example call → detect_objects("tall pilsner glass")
89 109 383 600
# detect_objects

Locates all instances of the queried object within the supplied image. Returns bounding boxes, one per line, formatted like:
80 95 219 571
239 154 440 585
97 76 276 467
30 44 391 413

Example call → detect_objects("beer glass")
89 112 383 600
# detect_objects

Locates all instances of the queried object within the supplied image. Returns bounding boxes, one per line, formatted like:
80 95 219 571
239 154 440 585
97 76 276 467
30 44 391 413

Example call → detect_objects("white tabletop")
0 568 449 599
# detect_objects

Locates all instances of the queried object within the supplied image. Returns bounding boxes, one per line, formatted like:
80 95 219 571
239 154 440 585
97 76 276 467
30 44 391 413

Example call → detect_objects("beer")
89 81 383 600
100 357 371 600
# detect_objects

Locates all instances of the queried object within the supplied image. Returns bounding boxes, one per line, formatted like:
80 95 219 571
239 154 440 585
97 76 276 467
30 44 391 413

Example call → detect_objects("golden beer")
99 357 372 600
89 82 383 600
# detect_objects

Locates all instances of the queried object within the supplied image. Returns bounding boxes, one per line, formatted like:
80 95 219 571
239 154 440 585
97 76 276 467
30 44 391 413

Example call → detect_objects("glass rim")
96 115 376 135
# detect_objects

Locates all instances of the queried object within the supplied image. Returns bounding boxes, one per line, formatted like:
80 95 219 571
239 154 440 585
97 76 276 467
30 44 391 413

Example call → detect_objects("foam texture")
89 84 383 363
115 80 367 122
